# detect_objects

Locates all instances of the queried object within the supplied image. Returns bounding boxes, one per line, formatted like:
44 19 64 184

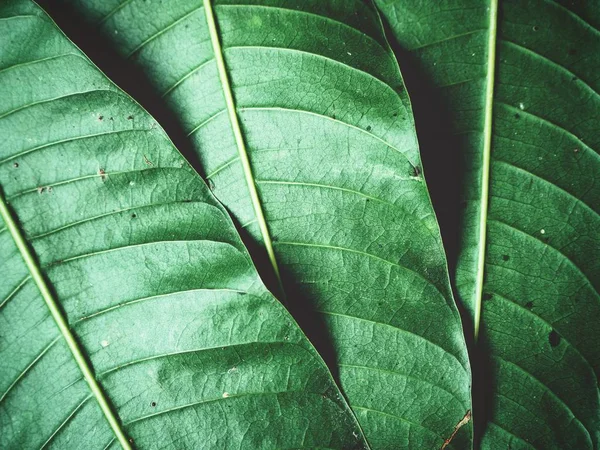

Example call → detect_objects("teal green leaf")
376 0 600 448
49 0 473 447
0 1 368 448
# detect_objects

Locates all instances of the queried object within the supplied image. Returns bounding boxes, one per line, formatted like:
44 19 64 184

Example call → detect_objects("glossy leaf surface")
49 0 474 447
0 1 368 448
376 0 600 448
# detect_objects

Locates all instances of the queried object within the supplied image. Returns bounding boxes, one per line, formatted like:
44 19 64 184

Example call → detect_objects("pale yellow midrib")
0 193 132 450
474 0 498 340
203 0 286 301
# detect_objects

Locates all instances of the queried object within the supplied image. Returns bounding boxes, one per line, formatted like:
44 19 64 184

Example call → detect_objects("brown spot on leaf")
441 410 471 450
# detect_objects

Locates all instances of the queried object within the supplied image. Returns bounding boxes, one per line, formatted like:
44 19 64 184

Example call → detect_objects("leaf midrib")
474 0 498 340
203 0 286 300
0 192 131 450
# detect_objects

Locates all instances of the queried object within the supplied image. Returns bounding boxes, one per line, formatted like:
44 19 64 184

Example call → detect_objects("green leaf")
376 0 600 447
0 1 368 448
46 0 473 447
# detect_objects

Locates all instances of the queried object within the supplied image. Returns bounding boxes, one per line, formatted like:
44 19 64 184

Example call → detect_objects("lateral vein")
0 192 131 450
203 0 285 301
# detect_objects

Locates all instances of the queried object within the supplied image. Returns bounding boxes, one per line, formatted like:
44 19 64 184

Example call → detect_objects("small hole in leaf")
532 25 539 31
366 125 372 132
131 213 137 218
151 401 156 407
502 254 510 261
525 301 534 309
98 115 103 121
127 115 134 120
13 162 18 168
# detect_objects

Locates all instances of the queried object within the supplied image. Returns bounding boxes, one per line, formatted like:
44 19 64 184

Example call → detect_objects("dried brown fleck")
441 410 471 450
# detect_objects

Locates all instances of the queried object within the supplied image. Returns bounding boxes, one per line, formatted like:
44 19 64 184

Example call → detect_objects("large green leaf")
0 1 369 448
50 0 474 447
376 0 600 448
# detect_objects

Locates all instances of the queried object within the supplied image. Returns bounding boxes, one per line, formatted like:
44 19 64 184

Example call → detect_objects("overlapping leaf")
0 1 368 448
376 0 600 447
49 0 474 447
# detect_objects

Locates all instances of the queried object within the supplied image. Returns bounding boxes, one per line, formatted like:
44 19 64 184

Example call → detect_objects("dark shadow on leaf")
278 264 340 381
